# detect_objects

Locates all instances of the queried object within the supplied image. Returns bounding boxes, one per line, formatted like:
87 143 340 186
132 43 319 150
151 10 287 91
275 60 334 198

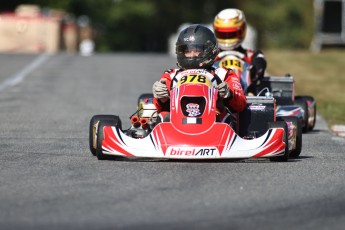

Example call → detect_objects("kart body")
90 69 289 161
256 75 316 133
214 50 316 133
214 51 303 156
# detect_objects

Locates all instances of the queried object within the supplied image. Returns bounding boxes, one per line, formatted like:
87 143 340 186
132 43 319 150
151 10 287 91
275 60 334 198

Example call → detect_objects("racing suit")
215 46 267 95
153 67 247 123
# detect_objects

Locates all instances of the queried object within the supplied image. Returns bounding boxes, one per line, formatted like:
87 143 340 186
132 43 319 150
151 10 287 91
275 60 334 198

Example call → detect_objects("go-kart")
89 69 290 161
256 75 316 134
214 50 316 134
214 51 304 157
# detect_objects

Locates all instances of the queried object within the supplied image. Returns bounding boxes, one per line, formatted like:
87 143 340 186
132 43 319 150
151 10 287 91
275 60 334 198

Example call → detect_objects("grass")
264 49 345 126
264 49 345 125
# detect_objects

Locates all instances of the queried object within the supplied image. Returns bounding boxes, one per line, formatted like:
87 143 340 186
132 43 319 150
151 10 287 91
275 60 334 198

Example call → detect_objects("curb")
331 125 345 138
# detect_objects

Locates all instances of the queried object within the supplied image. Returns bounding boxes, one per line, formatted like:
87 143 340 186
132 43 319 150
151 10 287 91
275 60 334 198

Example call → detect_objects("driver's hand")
153 80 169 99
217 81 232 99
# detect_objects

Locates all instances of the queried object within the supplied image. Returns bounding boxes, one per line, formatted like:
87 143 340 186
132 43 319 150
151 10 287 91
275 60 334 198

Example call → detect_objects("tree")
0 0 314 51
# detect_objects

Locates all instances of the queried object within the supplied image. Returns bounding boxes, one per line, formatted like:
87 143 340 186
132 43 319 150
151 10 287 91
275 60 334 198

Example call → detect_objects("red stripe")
253 129 285 157
152 125 167 155
102 126 135 157
214 27 239 32
218 127 233 156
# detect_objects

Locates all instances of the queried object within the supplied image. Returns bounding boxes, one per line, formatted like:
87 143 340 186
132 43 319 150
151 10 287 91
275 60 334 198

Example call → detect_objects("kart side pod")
239 96 276 138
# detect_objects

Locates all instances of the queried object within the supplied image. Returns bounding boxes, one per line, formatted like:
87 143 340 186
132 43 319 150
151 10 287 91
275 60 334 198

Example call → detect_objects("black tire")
277 116 302 158
268 121 289 162
294 96 310 133
304 95 317 131
96 118 122 160
310 102 316 131
89 115 121 156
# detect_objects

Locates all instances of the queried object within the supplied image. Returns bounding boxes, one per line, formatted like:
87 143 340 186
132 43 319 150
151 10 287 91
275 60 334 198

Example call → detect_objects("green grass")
264 49 345 126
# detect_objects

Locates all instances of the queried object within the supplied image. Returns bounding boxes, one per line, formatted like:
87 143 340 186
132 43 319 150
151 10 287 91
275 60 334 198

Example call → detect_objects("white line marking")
0 53 51 92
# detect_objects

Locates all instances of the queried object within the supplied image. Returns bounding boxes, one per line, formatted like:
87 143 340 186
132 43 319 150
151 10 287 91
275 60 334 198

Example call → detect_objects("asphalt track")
0 53 344 230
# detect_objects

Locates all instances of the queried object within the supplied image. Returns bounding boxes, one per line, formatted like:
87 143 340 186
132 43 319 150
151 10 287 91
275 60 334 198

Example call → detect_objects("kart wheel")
96 117 122 160
277 116 302 158
304 96 317 131
310 102 316 131
89 115 121 156
268 121 289 162
294 96 310 133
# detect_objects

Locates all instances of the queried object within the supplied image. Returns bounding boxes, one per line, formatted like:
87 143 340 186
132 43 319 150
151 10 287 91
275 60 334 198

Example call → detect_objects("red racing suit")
219 45 266 78
215 46 267 95
153 67 247 119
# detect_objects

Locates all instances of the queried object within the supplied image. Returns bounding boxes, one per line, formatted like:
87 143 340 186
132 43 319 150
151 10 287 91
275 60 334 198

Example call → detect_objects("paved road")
0 53 344 230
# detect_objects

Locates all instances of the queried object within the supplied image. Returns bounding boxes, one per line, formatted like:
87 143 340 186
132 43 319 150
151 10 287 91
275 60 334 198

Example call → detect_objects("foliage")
239 0 314 49
265 49 345 126
0 0 315 52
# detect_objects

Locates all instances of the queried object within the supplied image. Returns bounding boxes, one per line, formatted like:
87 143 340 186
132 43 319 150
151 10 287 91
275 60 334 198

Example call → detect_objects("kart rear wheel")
277 116 302 158
310 102 316 131
268 121 289 162
294 96 310 133
96 118 122 160
89 115 121 156
304 95 317 131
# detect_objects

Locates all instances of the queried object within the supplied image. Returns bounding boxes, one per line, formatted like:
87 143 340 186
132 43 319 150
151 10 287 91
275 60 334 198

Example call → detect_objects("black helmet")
176 24 219 69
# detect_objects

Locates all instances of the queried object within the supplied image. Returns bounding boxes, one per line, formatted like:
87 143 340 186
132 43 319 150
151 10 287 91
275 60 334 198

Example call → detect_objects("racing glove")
217 81 232 99
153 80 169 99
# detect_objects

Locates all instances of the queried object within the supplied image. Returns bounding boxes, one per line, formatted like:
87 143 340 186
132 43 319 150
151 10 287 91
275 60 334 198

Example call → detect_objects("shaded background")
0 0 314 52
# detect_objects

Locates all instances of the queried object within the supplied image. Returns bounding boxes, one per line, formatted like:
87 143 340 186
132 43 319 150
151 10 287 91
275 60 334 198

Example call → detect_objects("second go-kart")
214 51 303 157
214 50 316 134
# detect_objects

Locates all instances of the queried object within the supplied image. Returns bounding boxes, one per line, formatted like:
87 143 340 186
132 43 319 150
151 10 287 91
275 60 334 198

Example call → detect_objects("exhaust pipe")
140 117 149 130
130 116 141 128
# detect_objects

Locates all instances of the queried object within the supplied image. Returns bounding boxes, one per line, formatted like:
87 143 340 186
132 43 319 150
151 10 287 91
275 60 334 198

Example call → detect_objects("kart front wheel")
89 115 121 156
295 96 310 133
96 118 122 160
268 121 289 162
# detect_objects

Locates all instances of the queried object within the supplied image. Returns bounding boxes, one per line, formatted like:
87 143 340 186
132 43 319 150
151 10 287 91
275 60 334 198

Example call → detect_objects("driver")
213 8 267 95
152 24 246 123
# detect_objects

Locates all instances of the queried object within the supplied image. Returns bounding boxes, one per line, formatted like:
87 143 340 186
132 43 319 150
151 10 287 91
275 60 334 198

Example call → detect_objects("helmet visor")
176 44 207 57
215 28 245 40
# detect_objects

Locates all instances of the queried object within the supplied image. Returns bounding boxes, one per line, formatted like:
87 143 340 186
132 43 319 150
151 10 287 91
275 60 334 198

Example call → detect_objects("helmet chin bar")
218 41 241 51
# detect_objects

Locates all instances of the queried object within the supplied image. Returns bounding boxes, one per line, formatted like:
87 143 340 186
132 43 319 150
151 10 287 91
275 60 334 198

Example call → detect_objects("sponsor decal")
180 69 209 75
184 36 195 42
186 103 201 116
276 107 300 116
232 81 242 90
249 104 266 111
167 147 218 157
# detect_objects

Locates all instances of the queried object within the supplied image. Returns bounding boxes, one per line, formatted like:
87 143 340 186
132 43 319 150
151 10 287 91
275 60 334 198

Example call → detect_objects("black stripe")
230 135 237 149
116 126 127 146
149 134 157 150
259 129 272 148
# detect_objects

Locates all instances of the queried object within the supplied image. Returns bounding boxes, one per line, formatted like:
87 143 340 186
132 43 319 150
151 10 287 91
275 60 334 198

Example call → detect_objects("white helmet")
213 8 247 50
